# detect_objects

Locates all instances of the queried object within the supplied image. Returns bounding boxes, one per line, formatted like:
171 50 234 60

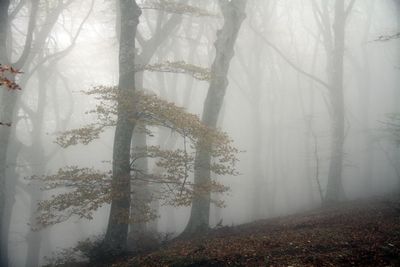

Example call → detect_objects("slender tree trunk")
1 3 70 264
128 123 150 250
394 0 400 27
0 86 18 267
0 1 11 265
325 0 347 203
0 0 9 60
124 4 183 240
1 141 19 267
103 0 141 252
24 66 51 267
25 157 45 266
1 1 40 264
183 0 246 235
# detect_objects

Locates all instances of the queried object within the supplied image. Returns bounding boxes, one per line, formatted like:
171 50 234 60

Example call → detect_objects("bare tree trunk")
394 0 400 26
183 0 246 235
0 1 12 265
127 9 183 244
103 0 141 252
0 0 9 259
325 0 347 203
0 1 40 264
24 65 51 267
128 122 150 250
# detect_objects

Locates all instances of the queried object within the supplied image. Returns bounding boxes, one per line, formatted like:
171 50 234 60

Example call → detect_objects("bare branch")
249 24 331 90
14 0 39 69
23 0 95 83
345 0 356 19
9 0 26 21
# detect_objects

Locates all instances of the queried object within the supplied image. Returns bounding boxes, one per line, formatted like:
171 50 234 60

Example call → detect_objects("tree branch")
345 0 356 19
23 0 94 84
13 0 39 69
9 0 26 21
249 24 331 90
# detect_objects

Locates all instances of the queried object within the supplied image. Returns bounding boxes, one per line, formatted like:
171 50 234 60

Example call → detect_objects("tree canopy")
33 86 238 229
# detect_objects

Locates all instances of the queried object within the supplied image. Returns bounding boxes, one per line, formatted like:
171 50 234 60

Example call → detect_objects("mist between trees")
0 0 399 266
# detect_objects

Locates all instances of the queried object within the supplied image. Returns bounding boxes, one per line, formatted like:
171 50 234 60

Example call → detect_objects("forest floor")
100 198 400 267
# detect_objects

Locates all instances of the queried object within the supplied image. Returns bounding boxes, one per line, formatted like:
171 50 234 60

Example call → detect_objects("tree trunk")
128 125 150 250
126 7 183 242
1 1 40 264
325 0 347 203
103 0 141 252
0 1 11 265
24 66 51 267
183 0 246 235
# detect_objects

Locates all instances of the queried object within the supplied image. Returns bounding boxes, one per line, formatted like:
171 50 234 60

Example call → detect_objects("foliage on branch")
135 61 211 81
375 32 400 42
33 167 111 228
35 86 238 228
140 0 218 17
0 64 22 91
56 86 234 152
0 64 23 126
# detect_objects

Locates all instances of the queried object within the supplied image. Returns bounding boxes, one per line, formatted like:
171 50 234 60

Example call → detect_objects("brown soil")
106 198 400 266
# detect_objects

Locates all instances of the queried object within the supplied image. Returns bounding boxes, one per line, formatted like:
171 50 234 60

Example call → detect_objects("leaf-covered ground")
107 198 400 266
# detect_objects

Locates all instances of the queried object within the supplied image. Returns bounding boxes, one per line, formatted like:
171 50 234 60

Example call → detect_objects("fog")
0 0 399 266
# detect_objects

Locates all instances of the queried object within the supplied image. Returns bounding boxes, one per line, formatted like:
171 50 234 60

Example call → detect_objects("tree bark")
0 1 11 265
182 0 246 235
103 0 141 252
324 0 347 203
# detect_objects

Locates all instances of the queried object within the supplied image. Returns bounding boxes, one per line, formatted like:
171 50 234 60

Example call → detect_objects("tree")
31 2 238 253
127 0 185 244
136 4 217 235
24 1 238 258
182 0 247 235
101 0 142 253
248 0 355 205
32 87 238 250
321 0 355 203
0 1 91 265
0 1 39 265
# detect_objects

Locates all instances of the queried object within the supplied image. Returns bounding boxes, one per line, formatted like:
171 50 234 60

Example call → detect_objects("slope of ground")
107 198 400 266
